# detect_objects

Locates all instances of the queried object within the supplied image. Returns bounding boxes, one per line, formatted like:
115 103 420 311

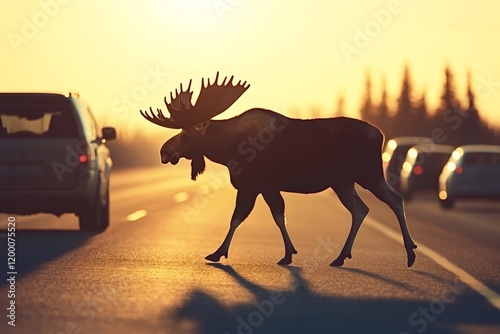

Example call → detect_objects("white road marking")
365 216 500 311
173 191 190 203
126 210 148 222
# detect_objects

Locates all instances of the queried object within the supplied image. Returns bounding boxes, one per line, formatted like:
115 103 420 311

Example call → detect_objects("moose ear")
191 120 210 135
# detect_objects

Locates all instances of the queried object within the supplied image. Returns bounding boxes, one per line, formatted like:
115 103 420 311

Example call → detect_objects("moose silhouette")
140 72 417 267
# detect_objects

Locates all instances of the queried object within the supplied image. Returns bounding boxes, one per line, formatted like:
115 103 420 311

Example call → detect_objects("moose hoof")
407 249 417 268
277 249 297 265
205 253 223 263
330 258 345 267
277 257 292 265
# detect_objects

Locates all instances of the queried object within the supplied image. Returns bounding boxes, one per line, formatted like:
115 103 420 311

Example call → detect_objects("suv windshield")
0 97 78 139
462 152 500 166
421 152 452 171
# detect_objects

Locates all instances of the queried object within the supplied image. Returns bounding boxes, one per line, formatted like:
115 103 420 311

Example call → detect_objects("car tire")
79 182 109 232
100 184 110 230
439 197 455 210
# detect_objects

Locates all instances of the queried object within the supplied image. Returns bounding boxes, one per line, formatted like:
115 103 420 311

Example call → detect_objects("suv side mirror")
102 127 117 141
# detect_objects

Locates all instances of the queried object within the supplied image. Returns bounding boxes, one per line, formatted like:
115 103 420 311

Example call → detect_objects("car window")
422 152 451 171
462 152 500 166
74 100 99 140
0 100 78 138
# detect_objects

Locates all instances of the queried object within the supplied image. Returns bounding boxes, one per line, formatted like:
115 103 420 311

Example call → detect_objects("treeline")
339 65 500 146
108 65 500 169
106 131 164 169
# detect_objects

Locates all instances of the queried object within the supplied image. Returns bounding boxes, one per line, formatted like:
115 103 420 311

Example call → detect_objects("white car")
0 93 116 231
438 145 500 209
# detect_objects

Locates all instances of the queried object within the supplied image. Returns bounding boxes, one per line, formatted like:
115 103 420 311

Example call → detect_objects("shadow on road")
166 263 500 334
335 266 416 290
0 229 94 285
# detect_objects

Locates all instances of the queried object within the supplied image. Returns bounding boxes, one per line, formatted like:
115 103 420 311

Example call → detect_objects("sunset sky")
2 0 500 135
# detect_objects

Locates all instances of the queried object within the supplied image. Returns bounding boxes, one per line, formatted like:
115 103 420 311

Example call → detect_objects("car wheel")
79 183 109 232
439 197 455 210
100 185 110 230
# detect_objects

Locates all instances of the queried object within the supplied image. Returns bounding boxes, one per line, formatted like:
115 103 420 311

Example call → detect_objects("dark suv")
0 93 116 231
382 136 434 192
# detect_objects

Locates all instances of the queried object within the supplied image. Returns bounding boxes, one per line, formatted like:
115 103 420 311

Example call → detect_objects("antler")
140 72 250 129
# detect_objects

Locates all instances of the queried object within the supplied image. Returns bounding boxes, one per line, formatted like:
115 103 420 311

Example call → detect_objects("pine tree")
360 70 374 122
310 106 321 118
377 75 391 134
414 92 429 135
334 94 345 117
461 71 483 144
394 64 414 135
439 66 460 113
433 65 462 145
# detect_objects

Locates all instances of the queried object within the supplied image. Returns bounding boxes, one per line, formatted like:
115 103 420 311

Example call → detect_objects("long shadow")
336 266 416 291
167 264 500 334
0 229 94 285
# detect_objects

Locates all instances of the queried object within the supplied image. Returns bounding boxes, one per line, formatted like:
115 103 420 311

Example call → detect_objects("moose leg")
368 180 417 267
330 184 369 267
262 191 297 265
205 190 258 263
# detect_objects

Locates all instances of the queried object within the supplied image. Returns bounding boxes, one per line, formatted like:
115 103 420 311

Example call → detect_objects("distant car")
0 93 116 231
438 145 500 209
382 136 434 192
400 144 455 200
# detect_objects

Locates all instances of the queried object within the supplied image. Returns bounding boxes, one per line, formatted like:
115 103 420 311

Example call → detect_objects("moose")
140 72 417 267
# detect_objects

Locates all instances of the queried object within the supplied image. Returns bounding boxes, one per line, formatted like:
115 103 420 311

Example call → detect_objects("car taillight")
455 166 463 174
77 143 90 164
79 154 89 164
413 165 423 175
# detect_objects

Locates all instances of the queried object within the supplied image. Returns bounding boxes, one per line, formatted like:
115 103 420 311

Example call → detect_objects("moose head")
140 72 250 180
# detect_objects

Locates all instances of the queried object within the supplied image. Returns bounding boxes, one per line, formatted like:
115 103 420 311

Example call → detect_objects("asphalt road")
1 162 500 334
